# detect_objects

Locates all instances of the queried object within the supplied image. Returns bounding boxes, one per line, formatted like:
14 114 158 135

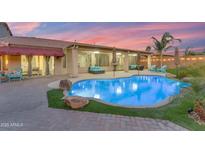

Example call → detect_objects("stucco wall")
150 55 205 68
54 57 62 75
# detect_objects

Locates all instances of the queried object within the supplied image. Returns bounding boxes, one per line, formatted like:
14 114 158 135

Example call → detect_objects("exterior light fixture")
93 51 100 54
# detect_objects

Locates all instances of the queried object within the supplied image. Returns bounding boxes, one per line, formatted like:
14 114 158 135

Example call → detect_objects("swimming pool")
68 75 190 108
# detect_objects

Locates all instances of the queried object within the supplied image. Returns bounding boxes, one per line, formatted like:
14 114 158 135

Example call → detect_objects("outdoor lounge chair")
157 65 167 73
6 68 24 81
149 65 157 71
88 66 105 74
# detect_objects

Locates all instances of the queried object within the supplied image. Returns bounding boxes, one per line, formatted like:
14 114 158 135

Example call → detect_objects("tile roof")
0 36 151 55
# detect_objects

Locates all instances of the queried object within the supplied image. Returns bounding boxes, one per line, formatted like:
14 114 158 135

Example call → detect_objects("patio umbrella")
174 47 180 78
112 48 117 77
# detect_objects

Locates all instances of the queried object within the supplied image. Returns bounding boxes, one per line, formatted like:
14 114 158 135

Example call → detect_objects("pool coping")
67 75 191 109
71 87 191 109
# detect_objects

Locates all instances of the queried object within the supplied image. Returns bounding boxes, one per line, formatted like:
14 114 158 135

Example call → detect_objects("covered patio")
0 44 64 77
66 43 152 77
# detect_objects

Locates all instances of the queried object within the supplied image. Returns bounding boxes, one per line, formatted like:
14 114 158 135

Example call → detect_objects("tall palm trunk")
160 51 163 67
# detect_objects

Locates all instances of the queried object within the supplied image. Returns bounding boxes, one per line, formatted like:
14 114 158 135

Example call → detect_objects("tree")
145 46 151 52
174 47 180 78
184 47 192 64
151 32 181 67
112 48 117 77
184 47 192 56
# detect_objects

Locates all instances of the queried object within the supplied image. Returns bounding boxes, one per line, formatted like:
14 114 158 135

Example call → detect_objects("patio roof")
68 42 152 55
0 36 151 55
0 36 72 49
0 45 64 57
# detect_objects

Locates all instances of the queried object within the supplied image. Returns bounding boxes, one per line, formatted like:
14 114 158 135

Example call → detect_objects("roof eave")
66 43 152 55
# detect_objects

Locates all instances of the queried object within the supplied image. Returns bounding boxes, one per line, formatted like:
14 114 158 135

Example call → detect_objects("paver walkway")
0 75 187 131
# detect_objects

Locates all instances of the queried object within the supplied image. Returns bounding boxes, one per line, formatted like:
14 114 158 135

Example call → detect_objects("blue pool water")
68 75 190 107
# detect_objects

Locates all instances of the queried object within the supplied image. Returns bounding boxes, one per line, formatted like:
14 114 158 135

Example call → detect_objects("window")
78 51 91 68
129 55 137 65
95 54 109 66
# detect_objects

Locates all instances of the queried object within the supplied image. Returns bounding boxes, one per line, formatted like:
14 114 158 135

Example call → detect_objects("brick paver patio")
0 74 186 131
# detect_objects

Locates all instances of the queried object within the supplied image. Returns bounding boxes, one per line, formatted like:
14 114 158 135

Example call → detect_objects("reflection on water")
68 76 190 107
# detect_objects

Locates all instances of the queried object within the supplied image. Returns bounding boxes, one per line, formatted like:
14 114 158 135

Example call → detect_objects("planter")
64 96 89 109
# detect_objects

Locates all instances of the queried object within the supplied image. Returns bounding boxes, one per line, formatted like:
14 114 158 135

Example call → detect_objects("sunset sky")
7 22 205 54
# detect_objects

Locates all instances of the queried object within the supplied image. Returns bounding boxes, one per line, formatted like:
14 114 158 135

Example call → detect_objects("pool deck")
48 70 167 89
0 70 186 131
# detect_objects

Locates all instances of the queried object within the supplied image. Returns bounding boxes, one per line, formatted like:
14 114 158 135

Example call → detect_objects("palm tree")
184 47 192 56
151 32 181 67
112 48 117 77
145 46 151 52
174 47 180 78
184 47 192 64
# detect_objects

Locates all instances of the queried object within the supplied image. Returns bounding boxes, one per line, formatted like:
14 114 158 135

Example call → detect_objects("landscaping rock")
64 96 89 109
59 79 72 90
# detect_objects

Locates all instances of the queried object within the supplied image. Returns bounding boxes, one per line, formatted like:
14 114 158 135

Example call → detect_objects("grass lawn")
47 62 205 131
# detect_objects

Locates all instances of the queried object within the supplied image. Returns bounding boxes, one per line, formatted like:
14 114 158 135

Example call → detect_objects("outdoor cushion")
157 65 167 73
89 66 105 74
149 65 157 71
6 69 23 80
129 64 144 70
129 64 137 70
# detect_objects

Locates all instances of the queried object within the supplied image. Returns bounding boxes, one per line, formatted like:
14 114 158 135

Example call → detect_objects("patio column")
91 52 96 66
67 46 79 77
45 56 50 75
27 55 33 77
0 56 3 71
147 54 152 69
123 51 129 72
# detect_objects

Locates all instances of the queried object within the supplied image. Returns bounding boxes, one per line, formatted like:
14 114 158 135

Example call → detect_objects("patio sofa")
88 66 105 74
157 65 167 73
129 64 144 70
6 68 24 81
149 65 157 72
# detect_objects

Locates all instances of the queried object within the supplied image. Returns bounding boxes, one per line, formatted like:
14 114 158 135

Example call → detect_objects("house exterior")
0 22 152 77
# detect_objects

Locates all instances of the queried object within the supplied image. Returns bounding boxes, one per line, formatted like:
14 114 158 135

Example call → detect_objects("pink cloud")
30 22 205 52
7 22 41 36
